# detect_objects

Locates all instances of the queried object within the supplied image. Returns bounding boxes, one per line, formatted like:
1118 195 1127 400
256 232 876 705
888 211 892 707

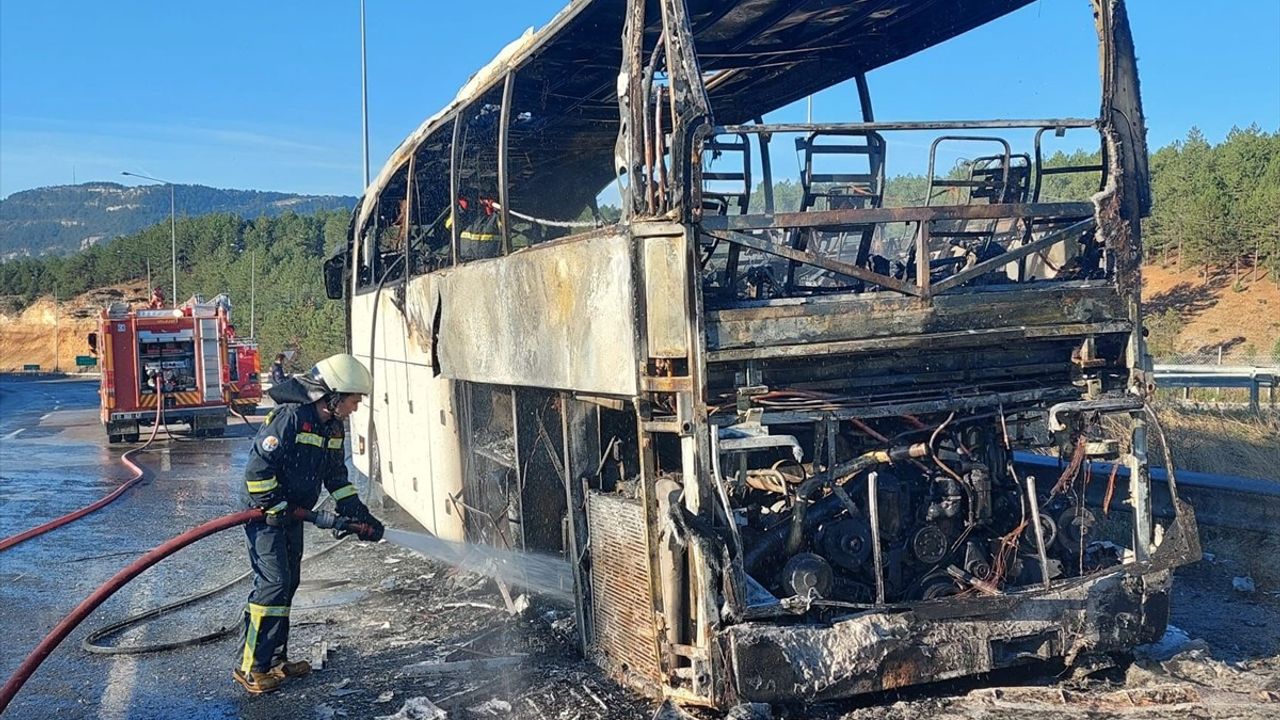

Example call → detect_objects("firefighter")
268 353 287 386
449 193 502 260
234 353 385 694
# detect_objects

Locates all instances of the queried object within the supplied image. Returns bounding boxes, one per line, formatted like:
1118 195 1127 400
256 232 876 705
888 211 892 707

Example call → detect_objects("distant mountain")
0 182 358 259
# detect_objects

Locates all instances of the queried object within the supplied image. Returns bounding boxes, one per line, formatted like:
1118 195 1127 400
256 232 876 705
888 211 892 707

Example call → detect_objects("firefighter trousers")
239 520 304 673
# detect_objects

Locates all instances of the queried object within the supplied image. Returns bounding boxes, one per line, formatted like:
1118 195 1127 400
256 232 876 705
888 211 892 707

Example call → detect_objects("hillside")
0 281 150 372
0 182 357 258
1144 264 1280 363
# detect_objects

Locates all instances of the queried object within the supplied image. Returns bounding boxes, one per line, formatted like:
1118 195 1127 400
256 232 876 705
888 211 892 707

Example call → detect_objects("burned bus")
326 0 1199 707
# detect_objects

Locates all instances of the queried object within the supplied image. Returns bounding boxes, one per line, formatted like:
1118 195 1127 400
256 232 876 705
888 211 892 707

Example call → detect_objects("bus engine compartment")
727 413 1113 607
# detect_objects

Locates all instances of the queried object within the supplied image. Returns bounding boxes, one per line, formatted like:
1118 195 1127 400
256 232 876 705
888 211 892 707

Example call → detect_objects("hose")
0 508 264 712
787 449 893 555
0 388 167 553
82 535 349 655
0 505 371 711
784 444 930 556
227 401 258 430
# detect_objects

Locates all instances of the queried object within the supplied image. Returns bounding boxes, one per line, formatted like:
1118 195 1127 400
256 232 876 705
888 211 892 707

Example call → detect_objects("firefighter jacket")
242 377 370 521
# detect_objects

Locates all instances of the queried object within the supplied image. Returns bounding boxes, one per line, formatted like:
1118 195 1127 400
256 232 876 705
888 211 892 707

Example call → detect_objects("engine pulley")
818 518 873 572
911 524 949 565
781 552 834 599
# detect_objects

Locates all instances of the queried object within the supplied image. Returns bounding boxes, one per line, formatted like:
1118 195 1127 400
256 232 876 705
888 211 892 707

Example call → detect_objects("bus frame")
330 0 1199 707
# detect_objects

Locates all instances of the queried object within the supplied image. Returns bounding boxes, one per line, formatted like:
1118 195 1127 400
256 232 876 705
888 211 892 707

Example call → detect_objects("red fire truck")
90 296 239 442
227 337 263 416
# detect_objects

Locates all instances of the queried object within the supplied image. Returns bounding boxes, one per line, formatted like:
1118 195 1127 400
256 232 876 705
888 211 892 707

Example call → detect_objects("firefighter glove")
335 497 371 523
329 515 361 540
356 514 385 543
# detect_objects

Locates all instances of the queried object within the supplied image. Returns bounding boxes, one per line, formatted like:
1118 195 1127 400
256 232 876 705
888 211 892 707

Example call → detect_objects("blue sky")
1 0 1277 199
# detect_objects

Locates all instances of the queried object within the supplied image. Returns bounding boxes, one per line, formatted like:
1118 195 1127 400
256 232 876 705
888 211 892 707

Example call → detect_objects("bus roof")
358 0 1034 230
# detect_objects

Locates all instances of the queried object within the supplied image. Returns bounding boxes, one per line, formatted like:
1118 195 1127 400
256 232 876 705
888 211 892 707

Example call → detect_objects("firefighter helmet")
310 353 373 396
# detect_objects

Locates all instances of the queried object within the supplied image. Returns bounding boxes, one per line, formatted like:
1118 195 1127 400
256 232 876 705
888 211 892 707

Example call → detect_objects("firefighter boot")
270 659 312 680
233 668 284 694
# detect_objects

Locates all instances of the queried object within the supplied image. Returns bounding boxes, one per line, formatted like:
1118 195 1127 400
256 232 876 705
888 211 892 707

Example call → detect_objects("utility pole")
360 0 370 189
169 183 177 305
250 250 257 339
53 285 60 373
146 259 152 294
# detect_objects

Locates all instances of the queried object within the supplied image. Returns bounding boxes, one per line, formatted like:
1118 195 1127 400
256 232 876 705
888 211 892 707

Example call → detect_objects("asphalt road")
1 375 267 718
0 376 649 720
1 375 1277 720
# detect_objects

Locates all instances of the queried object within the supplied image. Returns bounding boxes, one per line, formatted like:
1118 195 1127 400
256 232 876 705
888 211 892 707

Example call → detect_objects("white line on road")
2 429 23 440
99 577 154 719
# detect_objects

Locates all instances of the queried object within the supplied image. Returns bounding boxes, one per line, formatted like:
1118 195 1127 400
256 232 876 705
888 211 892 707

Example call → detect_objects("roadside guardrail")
1013 451 1279 533
1153 364 1277 412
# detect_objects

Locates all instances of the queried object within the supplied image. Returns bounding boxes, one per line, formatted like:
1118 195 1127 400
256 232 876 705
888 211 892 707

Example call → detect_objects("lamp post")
360 0 370 188
122 171 178 307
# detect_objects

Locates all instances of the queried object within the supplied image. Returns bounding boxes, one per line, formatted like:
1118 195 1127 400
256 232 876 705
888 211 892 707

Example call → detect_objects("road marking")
99 569 156 719
2 429 23 440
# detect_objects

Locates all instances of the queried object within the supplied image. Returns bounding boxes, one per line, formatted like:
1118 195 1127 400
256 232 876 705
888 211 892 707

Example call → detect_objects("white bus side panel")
350 285 466 541
433 232 640 397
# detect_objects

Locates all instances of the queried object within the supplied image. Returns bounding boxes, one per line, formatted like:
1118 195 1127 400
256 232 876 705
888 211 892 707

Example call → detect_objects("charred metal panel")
727 567 1172 703
644 234 691 358
586 491 663 692
707 282 1128 358
514 388 568 554
403 275 439 364
435 234 640 397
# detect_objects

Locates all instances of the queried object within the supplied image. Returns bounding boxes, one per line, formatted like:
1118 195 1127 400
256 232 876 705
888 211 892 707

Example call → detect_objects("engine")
729 416 1114 606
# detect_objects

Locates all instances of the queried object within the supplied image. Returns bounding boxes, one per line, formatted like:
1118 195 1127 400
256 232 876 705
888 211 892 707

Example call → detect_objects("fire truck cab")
227 338 263 416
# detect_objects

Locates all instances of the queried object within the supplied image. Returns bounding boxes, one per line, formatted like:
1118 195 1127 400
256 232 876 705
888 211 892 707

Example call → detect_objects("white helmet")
310 353 373 396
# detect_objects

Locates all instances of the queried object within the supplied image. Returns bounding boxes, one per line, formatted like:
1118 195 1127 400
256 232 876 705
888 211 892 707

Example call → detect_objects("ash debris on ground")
829 646 1280 720
231 504 653 720
256 506 1278 720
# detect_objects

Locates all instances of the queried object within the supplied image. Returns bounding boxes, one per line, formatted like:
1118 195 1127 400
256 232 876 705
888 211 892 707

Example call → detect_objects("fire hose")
81 535 349 655
0 388 169 553
0 507 370 713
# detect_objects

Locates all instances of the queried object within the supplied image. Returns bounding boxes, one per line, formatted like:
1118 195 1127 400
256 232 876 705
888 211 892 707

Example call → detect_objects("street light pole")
360 0 370 188
122 171 178 307
168 183 177 305
53 284 60 373
250 250 256 339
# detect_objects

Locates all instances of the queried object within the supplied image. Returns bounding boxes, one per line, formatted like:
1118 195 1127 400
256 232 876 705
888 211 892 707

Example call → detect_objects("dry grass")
1143 403 1279 481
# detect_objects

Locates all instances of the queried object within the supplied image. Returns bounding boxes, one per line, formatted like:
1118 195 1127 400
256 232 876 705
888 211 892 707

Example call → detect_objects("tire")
107 433 123 444
125 433 141 443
